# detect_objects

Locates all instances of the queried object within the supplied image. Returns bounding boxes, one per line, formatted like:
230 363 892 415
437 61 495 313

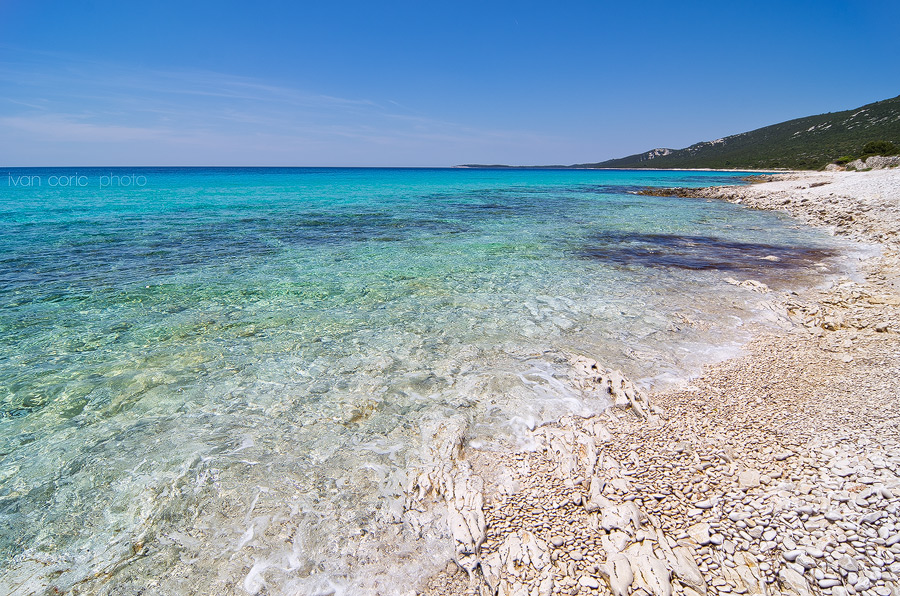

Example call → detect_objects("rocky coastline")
416 169 900 596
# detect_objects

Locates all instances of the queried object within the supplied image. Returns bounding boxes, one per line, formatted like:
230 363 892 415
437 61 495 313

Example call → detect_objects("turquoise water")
0 168 850 594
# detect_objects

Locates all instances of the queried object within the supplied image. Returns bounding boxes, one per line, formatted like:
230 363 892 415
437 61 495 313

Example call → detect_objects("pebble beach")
418 168 900 596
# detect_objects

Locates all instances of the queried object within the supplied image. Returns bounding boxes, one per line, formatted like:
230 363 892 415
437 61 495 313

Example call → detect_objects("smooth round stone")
570 550 584 561
819 579 842 588
861 512 884 525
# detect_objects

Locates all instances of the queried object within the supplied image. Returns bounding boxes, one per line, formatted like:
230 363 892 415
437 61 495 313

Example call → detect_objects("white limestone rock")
537 570 554 596
630 553 673 596
601 502 642 535
445 463 487 574
687 522 712 546
739 468 761 490
779 566 812 596
584 475 609 513
733 551 767 596
601 530 631 555
598 554 635 596
570 357 650 418
665 546 707 595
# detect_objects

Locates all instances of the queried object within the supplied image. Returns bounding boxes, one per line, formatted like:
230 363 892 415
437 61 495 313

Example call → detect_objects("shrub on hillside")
861 140 900 157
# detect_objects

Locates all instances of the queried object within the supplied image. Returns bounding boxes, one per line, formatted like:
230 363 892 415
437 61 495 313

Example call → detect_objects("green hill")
580 94 900 170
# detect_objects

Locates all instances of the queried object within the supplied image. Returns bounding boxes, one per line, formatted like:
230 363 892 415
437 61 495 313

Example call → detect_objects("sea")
0 167 857 595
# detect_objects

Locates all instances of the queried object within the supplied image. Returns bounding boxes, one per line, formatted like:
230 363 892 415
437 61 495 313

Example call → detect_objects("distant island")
460 94 900 170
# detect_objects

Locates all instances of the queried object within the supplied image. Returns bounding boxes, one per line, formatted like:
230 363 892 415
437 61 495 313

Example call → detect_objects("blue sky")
1 1 898 166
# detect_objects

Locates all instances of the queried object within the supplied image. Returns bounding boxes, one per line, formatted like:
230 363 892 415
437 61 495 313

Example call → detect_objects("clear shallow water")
0 168 852 594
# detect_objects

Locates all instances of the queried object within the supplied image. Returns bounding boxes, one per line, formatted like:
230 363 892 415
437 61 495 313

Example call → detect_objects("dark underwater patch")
580 232 839 273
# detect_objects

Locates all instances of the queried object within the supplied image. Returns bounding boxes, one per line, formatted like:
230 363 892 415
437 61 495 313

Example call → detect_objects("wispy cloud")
0 48 563 165
0 114 168 142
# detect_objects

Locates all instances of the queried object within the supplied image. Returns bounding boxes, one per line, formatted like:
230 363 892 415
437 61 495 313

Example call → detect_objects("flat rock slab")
738 468 761 489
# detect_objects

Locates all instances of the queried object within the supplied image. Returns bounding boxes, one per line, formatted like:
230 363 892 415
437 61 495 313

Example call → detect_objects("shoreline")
418 169 900 596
